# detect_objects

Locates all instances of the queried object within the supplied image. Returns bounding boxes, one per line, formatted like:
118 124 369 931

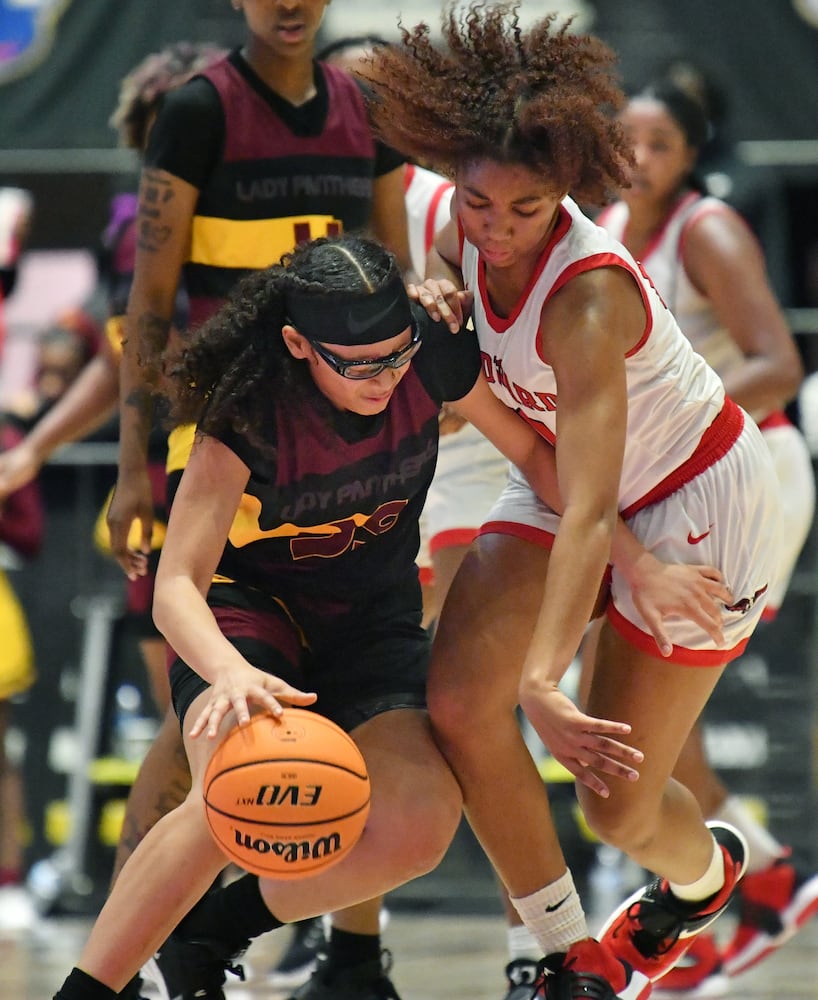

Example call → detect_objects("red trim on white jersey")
463 196 728 514
608 603 750 665
478 204 572 334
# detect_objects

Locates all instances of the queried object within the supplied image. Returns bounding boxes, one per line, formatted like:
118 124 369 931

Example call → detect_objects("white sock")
669 835 724 902
510 870 587 956
711 796 784 874
507 923 541 961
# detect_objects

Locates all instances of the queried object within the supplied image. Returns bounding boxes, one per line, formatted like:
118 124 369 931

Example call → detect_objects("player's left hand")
519 682 643 797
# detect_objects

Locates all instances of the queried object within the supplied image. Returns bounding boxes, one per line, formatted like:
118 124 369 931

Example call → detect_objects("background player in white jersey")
596 77 818 998
365 5 782 998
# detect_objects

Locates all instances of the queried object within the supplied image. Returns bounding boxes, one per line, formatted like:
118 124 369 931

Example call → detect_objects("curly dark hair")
364 2 633 205
111 41 226 151
165 235 398 453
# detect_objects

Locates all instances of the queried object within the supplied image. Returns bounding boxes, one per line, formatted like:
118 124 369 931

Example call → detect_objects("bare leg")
109 705 191 888
578 621 724 882
429 536 569 899
672 722 729 818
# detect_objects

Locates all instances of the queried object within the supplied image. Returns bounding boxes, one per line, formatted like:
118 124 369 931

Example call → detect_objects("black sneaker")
288 950 402 1000
269 917 328 989
533 940 651 1000
138 932 247 1000
502 958 540 1000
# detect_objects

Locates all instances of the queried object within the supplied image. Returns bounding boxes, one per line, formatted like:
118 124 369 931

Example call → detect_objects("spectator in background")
659 57 794 306
3 310 99 429
0 410 42 933
0 311 98 932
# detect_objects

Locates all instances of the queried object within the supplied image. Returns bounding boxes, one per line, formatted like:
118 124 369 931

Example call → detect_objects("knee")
386 790 462 877
577 790 658 856
427 678 471 747
368 764 462 879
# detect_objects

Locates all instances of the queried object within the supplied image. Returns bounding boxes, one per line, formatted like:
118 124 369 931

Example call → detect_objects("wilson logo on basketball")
253 784 323 807
233 828 343 863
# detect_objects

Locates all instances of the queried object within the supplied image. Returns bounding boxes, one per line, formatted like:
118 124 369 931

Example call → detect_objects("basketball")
203 708 370 879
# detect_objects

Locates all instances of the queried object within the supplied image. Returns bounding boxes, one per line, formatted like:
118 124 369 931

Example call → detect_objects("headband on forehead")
286 269 413 346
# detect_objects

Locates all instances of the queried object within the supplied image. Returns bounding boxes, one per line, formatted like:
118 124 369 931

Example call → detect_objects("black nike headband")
286 269 413 347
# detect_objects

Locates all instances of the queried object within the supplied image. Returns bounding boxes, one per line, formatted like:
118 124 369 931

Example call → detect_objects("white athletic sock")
510 870 587 956
669 835 724 903
711 796 785 874
507 922 541 961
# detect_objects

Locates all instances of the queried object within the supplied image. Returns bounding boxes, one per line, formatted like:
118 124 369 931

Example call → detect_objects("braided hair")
165 235 398 451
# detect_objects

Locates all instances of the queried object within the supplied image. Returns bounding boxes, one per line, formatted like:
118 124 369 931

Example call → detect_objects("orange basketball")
203 708 370 879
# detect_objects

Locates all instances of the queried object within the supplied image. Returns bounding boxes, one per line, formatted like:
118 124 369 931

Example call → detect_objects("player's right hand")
408 279 474 333
106 466 154 580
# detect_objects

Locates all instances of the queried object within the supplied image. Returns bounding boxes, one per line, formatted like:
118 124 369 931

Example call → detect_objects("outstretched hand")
408 279 474 333
519 683 643 797
626 554 733 655
189 661 317 740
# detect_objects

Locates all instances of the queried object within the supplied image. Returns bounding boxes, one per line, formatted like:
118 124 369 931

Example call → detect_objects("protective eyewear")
307 324 422 380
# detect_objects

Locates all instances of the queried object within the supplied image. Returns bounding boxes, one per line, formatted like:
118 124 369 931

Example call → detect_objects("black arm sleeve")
411 305 483 405
143 78 225 190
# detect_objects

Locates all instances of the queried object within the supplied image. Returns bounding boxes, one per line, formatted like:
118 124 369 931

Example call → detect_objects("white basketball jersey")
597 193 758 417
403 164 454 279
461 196 727 514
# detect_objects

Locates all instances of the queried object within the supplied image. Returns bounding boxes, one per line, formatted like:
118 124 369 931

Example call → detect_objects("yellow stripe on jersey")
190 214 343 270
106 315 125 359
166 423 196 474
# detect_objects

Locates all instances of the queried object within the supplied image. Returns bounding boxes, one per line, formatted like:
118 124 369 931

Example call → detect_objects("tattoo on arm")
124 384 154 418
137 169 175 253
136 311 172 366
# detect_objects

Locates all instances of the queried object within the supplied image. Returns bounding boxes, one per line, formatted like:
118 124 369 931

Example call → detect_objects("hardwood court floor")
9 906 818 1000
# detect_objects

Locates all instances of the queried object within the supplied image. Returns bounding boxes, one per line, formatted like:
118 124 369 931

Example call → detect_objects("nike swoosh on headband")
346 295 403 336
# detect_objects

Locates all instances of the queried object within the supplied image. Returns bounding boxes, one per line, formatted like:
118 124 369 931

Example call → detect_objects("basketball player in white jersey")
365 6 782 999
596 78 818 998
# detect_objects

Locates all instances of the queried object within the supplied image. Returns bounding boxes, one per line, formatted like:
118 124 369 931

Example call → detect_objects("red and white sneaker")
650 934 728 999
721 854 818 975
533 938 652 1000
598 823 747 983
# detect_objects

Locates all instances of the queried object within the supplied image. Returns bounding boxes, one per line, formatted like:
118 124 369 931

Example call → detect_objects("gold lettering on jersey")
190 214 343 270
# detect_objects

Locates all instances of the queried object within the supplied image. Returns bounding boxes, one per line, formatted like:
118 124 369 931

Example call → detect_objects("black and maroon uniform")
146 51 404 329
169 310 482 733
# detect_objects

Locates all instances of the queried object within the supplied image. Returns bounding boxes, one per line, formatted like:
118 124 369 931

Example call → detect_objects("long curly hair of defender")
365 2 633 205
